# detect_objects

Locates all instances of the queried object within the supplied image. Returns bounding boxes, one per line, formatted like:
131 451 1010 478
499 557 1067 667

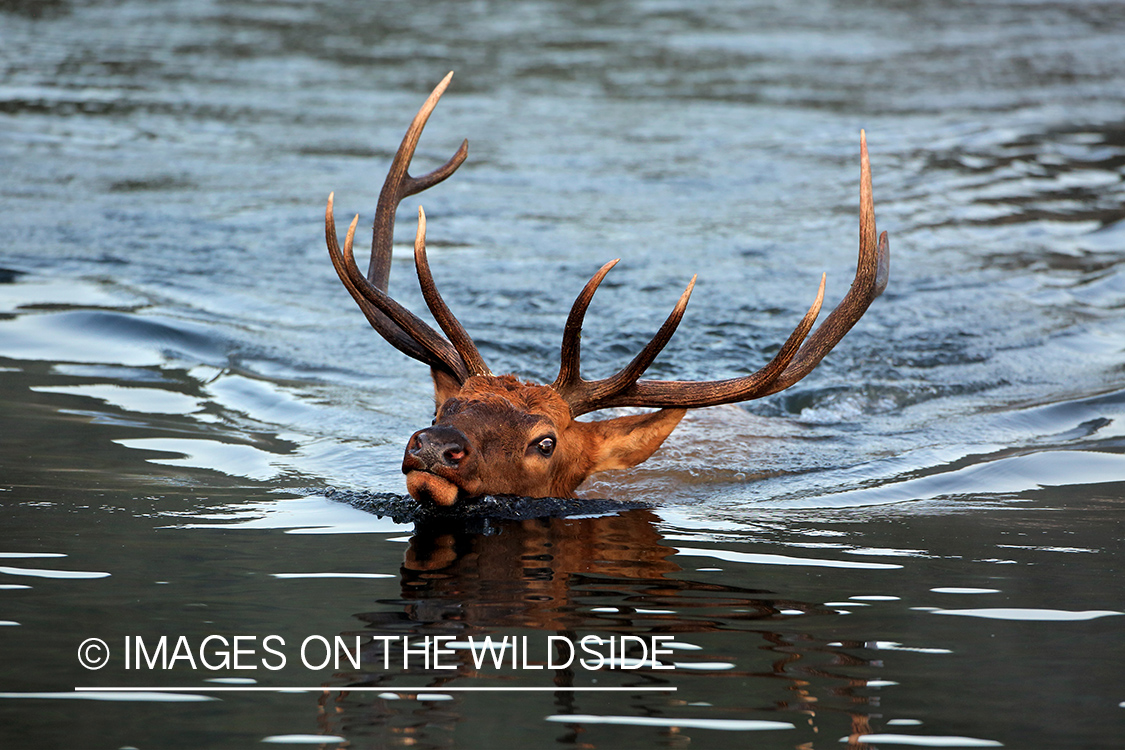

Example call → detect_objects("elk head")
325 72 889 506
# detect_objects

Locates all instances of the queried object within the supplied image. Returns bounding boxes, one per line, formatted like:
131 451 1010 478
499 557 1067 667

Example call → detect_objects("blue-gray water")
2 1 1123 748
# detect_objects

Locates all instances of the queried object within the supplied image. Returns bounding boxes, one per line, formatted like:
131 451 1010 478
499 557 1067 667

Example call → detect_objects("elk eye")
534 436 556 457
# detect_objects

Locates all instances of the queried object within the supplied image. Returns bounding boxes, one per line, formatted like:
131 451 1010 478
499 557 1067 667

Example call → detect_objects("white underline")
76 686 675 693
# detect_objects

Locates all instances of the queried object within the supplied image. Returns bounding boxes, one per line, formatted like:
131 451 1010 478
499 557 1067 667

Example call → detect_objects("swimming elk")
325 73 889 506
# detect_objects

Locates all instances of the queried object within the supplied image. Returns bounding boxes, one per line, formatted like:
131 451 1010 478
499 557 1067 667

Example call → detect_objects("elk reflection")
312 508 881 748
357 509 805 642
392 509 685 631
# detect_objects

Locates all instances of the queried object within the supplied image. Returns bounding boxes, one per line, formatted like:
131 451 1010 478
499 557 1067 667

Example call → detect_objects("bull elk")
325 73 889 507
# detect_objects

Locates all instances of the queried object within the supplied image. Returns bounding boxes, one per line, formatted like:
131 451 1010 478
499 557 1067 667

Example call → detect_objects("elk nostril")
407 425 470 470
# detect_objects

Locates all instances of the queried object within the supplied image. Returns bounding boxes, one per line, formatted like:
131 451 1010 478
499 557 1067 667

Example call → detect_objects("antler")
554 130 889 417
328 75 888 415
325 72 490 382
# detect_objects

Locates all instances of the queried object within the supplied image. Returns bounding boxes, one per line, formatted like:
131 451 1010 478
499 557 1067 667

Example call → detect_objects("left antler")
552 130 889 416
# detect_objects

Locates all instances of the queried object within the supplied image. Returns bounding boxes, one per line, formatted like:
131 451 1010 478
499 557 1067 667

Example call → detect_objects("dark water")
2 0 1124 748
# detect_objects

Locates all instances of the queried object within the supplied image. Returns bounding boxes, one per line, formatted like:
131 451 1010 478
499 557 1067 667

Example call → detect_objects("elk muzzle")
402 425 473 506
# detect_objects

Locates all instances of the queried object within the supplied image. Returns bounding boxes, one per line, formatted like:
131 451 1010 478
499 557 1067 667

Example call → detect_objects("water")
2 0 1124 747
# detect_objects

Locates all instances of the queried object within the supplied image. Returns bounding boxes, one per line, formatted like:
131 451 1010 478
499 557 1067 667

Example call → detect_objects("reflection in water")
306 510 882 747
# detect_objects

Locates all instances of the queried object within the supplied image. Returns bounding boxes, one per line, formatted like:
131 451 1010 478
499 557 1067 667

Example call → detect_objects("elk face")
325 73 889 506
402 375 686 505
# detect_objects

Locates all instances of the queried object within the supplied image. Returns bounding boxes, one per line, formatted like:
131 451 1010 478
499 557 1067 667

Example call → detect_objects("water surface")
2 1 1124 748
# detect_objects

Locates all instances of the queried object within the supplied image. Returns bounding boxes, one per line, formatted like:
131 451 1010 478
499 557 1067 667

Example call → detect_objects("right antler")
325 72 489 384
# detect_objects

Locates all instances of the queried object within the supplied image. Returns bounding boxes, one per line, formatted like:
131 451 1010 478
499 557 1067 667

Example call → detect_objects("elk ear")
431 367 462 408
588 408 687 473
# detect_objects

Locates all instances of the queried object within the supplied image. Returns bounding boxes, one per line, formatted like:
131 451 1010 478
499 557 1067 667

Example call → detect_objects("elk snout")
405 425 470 471
402 425 473 507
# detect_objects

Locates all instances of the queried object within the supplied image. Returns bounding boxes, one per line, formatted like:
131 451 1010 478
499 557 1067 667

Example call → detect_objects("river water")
2 0 1124 748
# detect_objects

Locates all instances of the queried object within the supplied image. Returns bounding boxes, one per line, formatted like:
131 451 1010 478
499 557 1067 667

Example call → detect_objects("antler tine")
593 275 697 395
369 71 469 290
760 129 889 395
556 274 698 412
326 194 440 366
552 259 619 392
326 193 470 380
413 206 491 377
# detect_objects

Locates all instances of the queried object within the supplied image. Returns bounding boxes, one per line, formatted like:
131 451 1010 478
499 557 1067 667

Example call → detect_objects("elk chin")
404 470 462 507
